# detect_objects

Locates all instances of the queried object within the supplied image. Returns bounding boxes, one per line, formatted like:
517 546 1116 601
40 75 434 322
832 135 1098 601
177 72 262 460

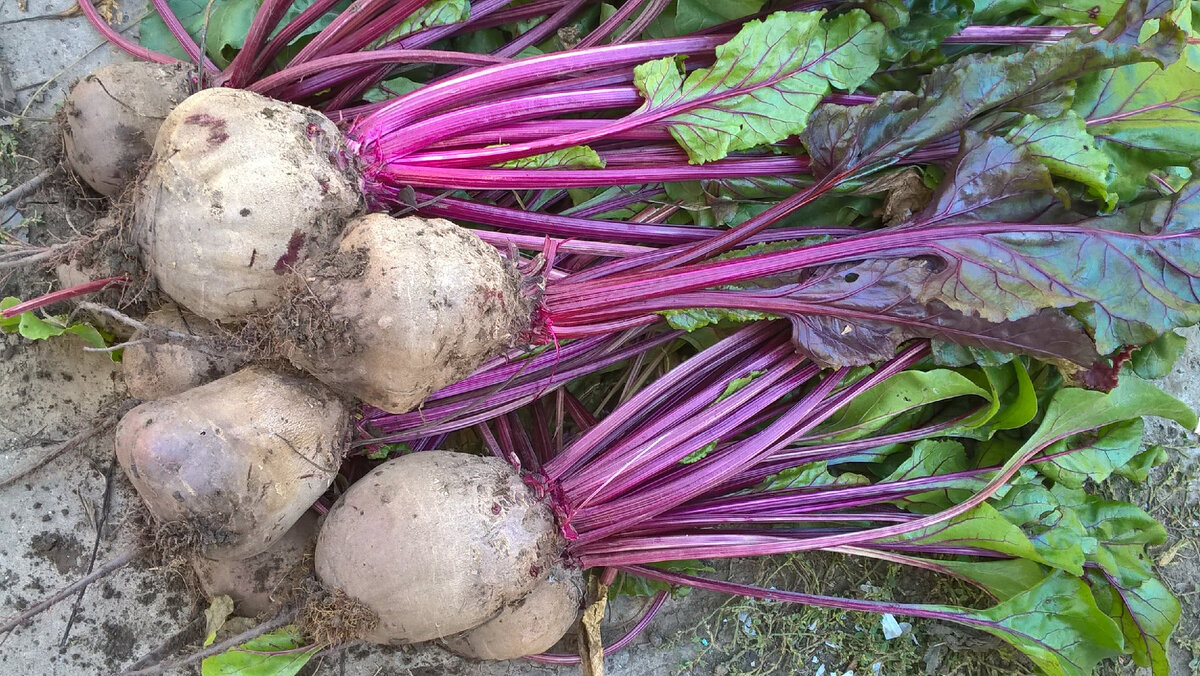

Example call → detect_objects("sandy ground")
1 5 1198 676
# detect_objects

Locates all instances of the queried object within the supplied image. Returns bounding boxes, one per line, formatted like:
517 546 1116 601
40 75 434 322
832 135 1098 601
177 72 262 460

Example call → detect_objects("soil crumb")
27 531 85 575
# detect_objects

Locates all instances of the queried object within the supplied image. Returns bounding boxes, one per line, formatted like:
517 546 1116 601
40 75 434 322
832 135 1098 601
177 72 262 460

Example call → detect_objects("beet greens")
56 0 1200 672
373 321 1193 674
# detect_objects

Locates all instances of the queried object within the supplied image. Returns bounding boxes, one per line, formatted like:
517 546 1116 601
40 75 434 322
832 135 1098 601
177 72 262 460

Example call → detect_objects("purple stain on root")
184 113 229 146
274 230 306 274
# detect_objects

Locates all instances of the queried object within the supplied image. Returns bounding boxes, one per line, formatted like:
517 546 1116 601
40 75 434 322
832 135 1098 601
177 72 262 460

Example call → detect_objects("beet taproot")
313 451 561 644
192 511 318 617
115 366 347 559
443 562 583 660
62 61 192 197
279 213 531 413
122 305 242 400
135 87 360 322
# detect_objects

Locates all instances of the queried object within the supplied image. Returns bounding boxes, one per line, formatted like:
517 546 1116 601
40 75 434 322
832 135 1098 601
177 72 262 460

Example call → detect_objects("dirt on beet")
128 507 234 568
259 244 370 362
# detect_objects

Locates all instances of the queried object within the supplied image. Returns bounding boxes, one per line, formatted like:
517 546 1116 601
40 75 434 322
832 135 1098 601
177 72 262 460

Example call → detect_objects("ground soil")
1 8 1197 676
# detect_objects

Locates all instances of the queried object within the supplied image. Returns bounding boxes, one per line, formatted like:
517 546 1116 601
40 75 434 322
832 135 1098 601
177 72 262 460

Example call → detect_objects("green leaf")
814 369 990 442
804 5 1185 182
1113 444 1167 481
274 0 351 41
200 626 318 676
971 0 1034 22
934 557 1048 602
946 360 1038 439
1004 111 1117 210
937 572 1125 676
881 503 1048 563
139 0 207 62
1090 570 1180 675
997 476 1169 585
1052 485 1165 584
879 0 973 63
679 440 717 464
495 145 605 169
203 595 235 647
63 323 109 350
1035 419 1145 488
894 164 1200 356
716 370 765 402
609 560 716 599
979 360 1038 432
142 0 353 64
659 306 775 332
362 75 424 104
1130 330 1187 379
757 460 870 491
882 439 976 511
1023 375 1196 454
662 180 825 228
634 10 883 163
779 258 1101 370
674 0 766 33
367 441 411 461
18 311 66 340
0 297 21 332
994 482 1088 574
1033 0 1125 24
141 0 254 65
564 185 656 221
450 26 506 54
383 0 470 45
1 299 117 357
857 0 910 29
205 0 258 66
1074 44 1200 199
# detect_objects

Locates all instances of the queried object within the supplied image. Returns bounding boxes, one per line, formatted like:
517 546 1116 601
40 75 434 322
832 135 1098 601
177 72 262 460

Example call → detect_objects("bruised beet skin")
135 88 360 322
314 451 562 644
115 366 347 560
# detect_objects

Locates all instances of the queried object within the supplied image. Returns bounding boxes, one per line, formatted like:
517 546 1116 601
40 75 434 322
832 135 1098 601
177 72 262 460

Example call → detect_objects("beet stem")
1 276 127 317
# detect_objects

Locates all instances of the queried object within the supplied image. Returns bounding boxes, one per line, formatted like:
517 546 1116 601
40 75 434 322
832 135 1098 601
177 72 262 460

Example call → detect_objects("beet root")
62 62 193 197
115 366 347 560
122 305 243 400
280 214 532 413
192 512 318 617
136 87 360 322
443 562 583 660
314 451 562 644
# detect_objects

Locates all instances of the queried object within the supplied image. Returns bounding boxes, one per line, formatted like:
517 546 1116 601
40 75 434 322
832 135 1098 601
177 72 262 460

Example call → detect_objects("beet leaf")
939 572 1125 676
633 10 884 163
1073 44 1200 199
